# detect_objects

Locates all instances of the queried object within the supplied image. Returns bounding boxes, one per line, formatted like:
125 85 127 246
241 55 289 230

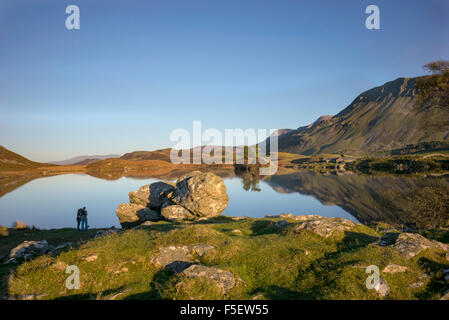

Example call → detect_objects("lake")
0 171 448 230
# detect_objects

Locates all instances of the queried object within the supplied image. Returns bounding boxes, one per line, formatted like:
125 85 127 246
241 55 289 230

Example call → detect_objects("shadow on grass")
414 257 449 300
260 231 378 299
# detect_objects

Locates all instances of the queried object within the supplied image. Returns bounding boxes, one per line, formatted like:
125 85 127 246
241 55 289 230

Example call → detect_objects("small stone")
231 229 242 235
382 264 408 274
374 277 390 297
84 254 98 262
409 281 425 289
51 261 68 271
12 220 29 230
0 226 8 237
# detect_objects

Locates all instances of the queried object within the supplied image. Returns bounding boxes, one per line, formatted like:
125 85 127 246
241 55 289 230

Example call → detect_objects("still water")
0 171 448 230
0 173 354 229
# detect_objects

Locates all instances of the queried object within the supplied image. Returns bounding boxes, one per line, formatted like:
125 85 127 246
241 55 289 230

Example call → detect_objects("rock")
382 264 408 274
374 277 390 297
232 229 243 235
169 172 229 218
294 216 356 238
175 171 204 184
391 233 448 259
409 281 424 289
443 269 449 274
441 289 449 300
279 213 294 218
274 220 288 228
128 185 150 206
84 254 98 262
181 265 235 295
51 260 68 271
139 221 153 226
190 244 215 257
148 181 176 209
161 204 195 222
0 226 8 237
116 203 161 228
12 220 29 230
114 267 129 275
152 245 215 273
8 240 49 262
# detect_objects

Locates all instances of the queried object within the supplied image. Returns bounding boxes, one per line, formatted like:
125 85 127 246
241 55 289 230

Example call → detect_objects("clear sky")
1 0 448 162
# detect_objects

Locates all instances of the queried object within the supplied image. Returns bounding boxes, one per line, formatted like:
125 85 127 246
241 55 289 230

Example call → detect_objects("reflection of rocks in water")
265 172 449 230
234 165 262 192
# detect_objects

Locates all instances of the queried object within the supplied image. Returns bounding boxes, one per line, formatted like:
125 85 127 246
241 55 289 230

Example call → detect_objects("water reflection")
1 169 448 230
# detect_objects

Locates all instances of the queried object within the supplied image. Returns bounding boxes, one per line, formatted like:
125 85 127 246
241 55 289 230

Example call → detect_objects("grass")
2 217 449 300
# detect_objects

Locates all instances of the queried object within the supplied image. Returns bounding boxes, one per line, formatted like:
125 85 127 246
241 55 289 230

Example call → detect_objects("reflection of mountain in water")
264 172 449 230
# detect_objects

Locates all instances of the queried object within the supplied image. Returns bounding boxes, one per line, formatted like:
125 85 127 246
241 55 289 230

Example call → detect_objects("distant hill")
120 149 172 162
50 154 120 165
0 146 50 171
273 77 449 156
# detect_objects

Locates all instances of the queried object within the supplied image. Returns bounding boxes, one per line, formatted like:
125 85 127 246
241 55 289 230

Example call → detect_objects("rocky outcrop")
169 172 229 218
180 265 235 295
390 233 448 259
294 216 356 238
151 244 215 273
116 171 229 227
0 226 8 237
5 240 50 263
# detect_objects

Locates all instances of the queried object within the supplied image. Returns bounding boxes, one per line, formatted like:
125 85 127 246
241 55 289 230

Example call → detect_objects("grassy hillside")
0 146 48 171
2 217 448 300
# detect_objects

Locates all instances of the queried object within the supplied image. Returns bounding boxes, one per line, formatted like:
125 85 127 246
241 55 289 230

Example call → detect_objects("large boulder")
128 185 150 206
169 172 229 218
148 181 176 209
161 204 195 222
116 203 161 228
128 181 175 209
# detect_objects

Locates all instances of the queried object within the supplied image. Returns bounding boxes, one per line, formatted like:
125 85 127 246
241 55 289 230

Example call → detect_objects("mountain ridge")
273 77 449 155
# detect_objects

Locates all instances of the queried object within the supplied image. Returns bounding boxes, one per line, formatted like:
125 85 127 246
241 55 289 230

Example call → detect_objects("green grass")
2 217 449 300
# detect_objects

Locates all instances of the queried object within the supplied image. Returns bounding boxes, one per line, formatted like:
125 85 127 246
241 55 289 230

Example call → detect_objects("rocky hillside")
275 77 449 156
0 146 49 171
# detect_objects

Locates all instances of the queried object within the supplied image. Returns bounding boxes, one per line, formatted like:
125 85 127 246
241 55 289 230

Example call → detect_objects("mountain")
274 77 449 156
0 146 49 171
49 154 120 165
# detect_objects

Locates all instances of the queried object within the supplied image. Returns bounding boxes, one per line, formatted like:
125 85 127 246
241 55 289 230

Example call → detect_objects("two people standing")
77 206 88 231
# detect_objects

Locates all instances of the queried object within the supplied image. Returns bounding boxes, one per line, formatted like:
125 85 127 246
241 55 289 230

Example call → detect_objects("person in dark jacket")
76 207 83 231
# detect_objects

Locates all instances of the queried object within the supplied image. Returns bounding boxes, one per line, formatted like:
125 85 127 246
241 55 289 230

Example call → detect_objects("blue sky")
0 0 448 162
